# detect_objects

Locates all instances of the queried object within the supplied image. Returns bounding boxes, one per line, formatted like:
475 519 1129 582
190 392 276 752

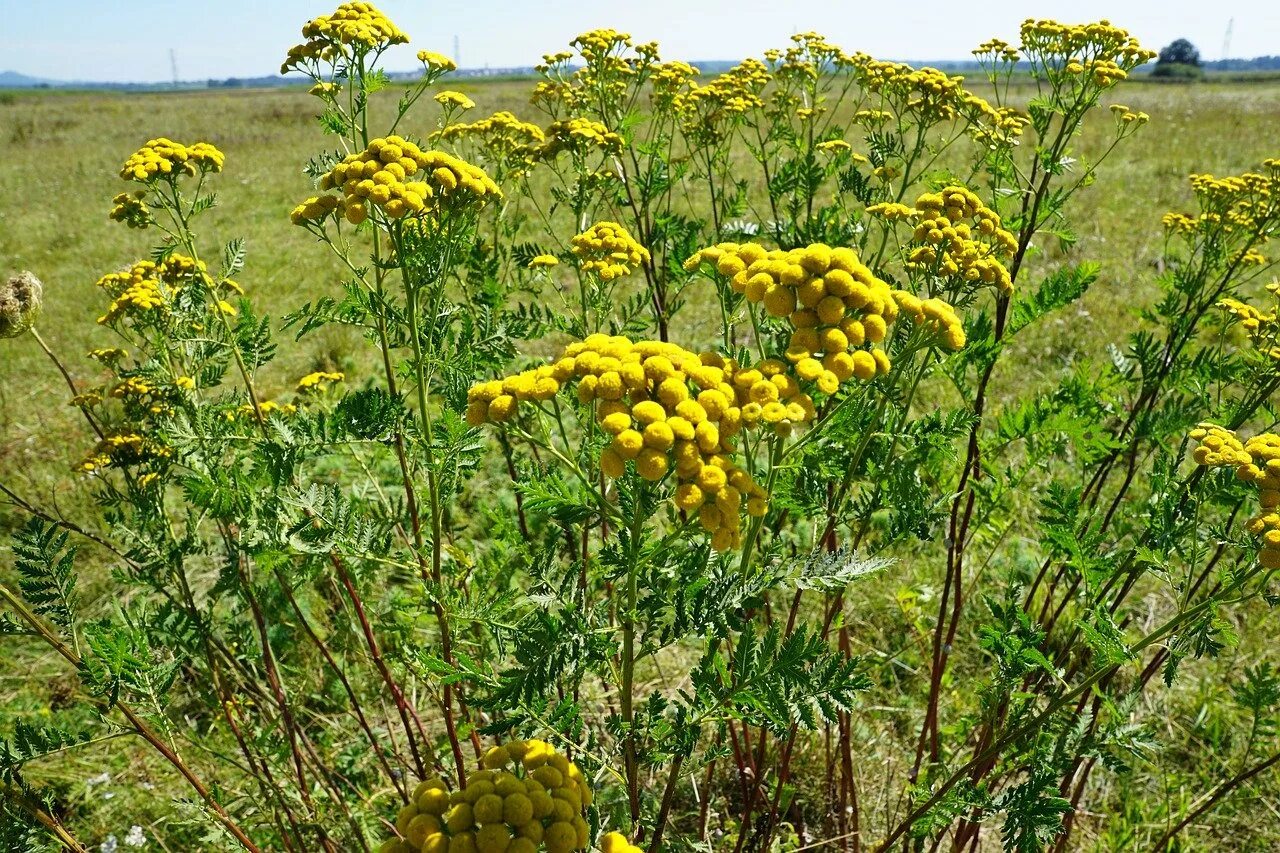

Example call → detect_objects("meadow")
4 13 1280 852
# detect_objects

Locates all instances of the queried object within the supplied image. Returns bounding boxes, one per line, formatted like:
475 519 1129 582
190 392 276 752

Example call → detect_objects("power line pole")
1221 18 1233 61
170 48 179 88
454 34 461 69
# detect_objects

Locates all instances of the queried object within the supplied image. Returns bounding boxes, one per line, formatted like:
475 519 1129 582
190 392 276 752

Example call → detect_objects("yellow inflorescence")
528 255 560 269
283 2 407 71
120 139 224 182
297 371 345 392
892 291 967 350
228 400 298 422
77 432 169 474
418 50 457 72
570 222 649 281
297 136 502 226
871 186 1018 294
1018 19 1156 71
686 242 904 390
436 111 546 175
540 118 623 159
109 191 150 228
95 255 209 325
379 740 591 853
467 334 772 551
436 91 476 111
1191 424 1280 568
1163 160 1280 243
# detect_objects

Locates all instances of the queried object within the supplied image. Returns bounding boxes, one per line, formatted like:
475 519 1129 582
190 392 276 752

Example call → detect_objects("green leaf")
11 519 78 635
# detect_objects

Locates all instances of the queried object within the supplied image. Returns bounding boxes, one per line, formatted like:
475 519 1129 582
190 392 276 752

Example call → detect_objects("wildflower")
435 111 545 176
123 826 146 848
88 347 128 365
228 400 298 422
435 90 475 111
95 256 209 325
282 2 408 73
380 739 591 853
685 241 909 391
297 370 345 392
469 333 773 550
309 81 340 97
1190 424 1280 568
869 187 1018 295
109 191 150 228
120 138 224 182
540 118 623 159
418 50 457 73
305 136 501 224
77 432 167 474
527 255 560 269
570 222 649 281
0 271 43 339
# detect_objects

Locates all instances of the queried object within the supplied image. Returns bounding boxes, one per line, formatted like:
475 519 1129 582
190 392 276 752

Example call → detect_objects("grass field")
4 75 1280 850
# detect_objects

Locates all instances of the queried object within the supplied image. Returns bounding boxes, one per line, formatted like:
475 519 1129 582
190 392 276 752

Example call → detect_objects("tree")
1153 38 1204 79
1158 38 1202 67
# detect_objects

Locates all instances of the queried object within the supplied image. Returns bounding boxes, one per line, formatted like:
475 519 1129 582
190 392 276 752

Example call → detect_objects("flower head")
0 271 43 339
434 90 475 111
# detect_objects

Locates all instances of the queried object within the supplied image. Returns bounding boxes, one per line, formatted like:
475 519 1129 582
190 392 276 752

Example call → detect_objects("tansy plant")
5 4 1280 852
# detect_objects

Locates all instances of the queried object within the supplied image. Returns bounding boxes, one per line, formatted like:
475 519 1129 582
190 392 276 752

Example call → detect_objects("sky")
1 0 1277 84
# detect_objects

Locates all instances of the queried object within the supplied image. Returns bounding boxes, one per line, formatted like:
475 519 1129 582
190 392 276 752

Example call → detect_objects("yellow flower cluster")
109 191 150 228
379 740 591 853
528 255 560 269
973 38 1021 63
570 222 649 281
77 432 169 474
290 194 345 225
1191 424 1280 568
1018 19 1156 72
418 50 457 72
95 255 208 325
310 81 340 97
1108 103 1151 124
300 136 501 225
228 400 298 422
892 290 967 350
436 111 545 174
856 60 988 125
467 334 772 550
1217 287 1280 359
120 139 224 182
540 118 623 159
436 90 476 111
770 32 850 82
1164 161 1280 243
870 187 1017 294
650 60 699 108
1063 58 1128 86
571 28 632 64
676 59 771 145
88 347 128 365
297 371 345 392
283 2 407 71
686 242 899 391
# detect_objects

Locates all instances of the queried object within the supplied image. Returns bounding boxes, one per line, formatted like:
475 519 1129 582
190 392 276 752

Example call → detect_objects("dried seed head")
0 271 43 339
